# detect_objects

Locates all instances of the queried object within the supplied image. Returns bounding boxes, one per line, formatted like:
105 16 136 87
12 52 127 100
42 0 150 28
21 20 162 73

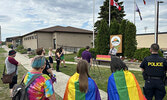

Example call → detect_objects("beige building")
136 32 167 50
22 26 94 52
6 36 22 47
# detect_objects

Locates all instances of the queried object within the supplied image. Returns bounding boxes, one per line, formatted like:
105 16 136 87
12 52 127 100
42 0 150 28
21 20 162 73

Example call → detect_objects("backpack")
12 74 42 100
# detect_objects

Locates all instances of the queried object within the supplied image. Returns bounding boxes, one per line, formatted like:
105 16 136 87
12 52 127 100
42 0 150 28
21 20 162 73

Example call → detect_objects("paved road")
2 46 108 100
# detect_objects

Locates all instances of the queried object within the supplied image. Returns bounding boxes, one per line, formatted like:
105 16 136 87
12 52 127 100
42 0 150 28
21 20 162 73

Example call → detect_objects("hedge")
134 48 163 61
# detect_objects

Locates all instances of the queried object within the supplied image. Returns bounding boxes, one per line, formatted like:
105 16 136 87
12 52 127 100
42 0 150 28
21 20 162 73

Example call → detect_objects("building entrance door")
53 39 56 49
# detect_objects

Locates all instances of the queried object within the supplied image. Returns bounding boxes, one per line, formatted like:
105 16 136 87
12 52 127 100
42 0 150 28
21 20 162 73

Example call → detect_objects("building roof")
6 36 22 39
22 26 94 37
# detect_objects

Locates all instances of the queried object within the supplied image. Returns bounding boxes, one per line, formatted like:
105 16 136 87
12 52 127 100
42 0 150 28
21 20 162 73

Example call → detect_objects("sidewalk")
2 46 107 100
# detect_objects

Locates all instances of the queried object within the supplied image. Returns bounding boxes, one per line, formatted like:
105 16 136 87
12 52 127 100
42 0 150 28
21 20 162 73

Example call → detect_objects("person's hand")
18 62 21 66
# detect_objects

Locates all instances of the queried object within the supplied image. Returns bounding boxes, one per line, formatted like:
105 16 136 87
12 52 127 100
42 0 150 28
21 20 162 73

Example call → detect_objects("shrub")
20 49 27 54
89 48 97 59
8 44 12 48
77 48 86 57
77 48 97 59
134 48 163 61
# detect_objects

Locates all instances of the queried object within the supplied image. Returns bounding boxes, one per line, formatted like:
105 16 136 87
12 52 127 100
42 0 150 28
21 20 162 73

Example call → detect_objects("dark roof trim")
137 32 167 36
22 26 94 37
6 36 22 39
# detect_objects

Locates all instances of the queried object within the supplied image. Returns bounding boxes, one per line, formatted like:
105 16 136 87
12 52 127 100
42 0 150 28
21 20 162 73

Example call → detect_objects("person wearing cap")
23 55 56 100
5 50 21 97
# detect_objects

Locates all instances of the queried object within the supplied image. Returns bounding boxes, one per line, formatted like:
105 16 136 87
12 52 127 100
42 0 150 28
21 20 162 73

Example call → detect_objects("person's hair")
150 43 159 52
110 56 128 73
31 55 46 70
36 47 44 55
77 60 90 93
86 46 90 50
55 48 60 54
49 47 52 51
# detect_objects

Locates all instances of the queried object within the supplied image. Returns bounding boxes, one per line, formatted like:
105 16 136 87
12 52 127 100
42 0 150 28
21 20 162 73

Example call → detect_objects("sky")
0 0 166 41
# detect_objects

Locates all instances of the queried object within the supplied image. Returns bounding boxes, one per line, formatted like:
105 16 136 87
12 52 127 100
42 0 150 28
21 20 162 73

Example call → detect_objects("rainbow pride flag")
96 55 111 61
107 70 146 100
63 73 101 100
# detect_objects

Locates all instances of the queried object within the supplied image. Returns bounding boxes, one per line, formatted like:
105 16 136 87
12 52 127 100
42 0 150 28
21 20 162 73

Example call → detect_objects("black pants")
9 75 17 89
56 60 60 71
144 79 166 100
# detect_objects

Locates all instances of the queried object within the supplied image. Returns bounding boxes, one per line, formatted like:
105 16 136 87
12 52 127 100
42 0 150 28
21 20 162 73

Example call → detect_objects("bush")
20 49 27 54
89 48 97 59
77 48 86 57
77 48 97 59
8 44 12 48
134 48 163 61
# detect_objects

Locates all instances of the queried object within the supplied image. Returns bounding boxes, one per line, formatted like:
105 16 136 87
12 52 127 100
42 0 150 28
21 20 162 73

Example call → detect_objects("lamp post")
155 1 164 44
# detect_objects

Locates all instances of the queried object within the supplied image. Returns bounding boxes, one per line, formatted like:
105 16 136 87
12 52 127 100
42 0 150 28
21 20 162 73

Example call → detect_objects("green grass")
64 53 77 62
0 48 62 100
57 63 167 99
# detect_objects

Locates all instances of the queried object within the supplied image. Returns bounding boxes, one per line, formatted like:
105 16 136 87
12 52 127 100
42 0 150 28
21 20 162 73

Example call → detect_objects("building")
136 32 167 50
22 26 95 52
6 36 22 47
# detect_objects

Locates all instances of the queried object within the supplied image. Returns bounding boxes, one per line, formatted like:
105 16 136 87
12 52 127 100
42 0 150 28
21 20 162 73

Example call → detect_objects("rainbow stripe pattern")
107 70 146 100
96 55 111 61
63 73 101 100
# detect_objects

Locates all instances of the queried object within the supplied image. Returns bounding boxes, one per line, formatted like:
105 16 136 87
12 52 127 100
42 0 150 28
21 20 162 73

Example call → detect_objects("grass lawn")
0 48 62 100
55 63 167 99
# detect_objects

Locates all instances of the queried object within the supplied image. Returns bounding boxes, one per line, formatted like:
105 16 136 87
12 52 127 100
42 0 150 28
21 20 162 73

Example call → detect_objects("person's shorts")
60 55 64 60
9 75 17 89
49 56 53 63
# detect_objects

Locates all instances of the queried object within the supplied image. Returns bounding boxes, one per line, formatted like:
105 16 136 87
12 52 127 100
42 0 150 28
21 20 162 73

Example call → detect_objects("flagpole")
93 0 95 48
134 0 136 25
109 0 111 26
154 0 157 43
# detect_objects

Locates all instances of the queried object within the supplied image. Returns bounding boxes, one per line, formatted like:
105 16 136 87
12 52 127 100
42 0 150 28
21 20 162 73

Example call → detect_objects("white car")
163 51 167 59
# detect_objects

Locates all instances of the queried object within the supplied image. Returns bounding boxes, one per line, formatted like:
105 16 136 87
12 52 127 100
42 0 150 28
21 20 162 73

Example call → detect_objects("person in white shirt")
109 46 117 56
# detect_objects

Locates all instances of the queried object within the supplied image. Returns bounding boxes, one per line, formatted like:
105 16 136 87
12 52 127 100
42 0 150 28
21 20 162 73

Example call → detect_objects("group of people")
4 43 167 100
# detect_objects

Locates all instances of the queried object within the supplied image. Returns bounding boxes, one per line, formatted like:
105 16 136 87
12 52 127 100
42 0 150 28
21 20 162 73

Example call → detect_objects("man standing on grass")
5 50 20 97
140 43 167 100
81 46 92 70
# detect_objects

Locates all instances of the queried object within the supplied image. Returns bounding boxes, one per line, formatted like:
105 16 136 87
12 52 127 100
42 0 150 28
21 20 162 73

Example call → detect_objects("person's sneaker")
64 66 67 67
56 70 61 72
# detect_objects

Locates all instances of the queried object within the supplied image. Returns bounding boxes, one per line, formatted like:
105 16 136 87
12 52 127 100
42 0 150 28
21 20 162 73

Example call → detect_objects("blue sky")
0 0 166 41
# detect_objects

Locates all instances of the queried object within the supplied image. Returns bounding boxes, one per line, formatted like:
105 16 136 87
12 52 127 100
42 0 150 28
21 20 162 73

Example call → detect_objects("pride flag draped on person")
107 70 146 100
63 73 101 100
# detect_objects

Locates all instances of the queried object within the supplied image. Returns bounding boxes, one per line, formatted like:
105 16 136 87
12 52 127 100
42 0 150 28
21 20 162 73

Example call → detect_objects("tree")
124 21 137 58
109 19 120 35
119 19 128 56
95 20 109 55
95 0 125 31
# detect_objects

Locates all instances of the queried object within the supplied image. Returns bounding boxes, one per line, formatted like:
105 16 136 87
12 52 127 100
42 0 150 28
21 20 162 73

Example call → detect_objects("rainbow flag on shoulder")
107 70 146 100
63 73 101 100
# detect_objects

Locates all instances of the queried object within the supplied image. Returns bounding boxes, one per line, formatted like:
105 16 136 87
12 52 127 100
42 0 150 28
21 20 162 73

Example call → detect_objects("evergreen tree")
124 21 137 58
95 20 109 55
119 19 127 56
95 0 125 31
109 19 120 35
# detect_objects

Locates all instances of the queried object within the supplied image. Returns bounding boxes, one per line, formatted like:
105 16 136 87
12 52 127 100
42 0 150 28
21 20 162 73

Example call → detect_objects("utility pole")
155 1 164 44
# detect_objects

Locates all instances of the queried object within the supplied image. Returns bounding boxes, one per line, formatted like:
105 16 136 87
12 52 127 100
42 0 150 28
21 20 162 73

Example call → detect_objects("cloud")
0 0 166 41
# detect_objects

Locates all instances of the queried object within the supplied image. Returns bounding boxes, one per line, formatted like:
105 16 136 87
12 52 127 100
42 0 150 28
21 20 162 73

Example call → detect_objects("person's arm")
8 57 20 66
108 49 112 55
90 58 93 66
47 68 53 76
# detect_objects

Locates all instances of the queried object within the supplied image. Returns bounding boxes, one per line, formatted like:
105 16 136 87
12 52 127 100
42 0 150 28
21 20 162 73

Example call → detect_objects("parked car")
163 51 167 59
